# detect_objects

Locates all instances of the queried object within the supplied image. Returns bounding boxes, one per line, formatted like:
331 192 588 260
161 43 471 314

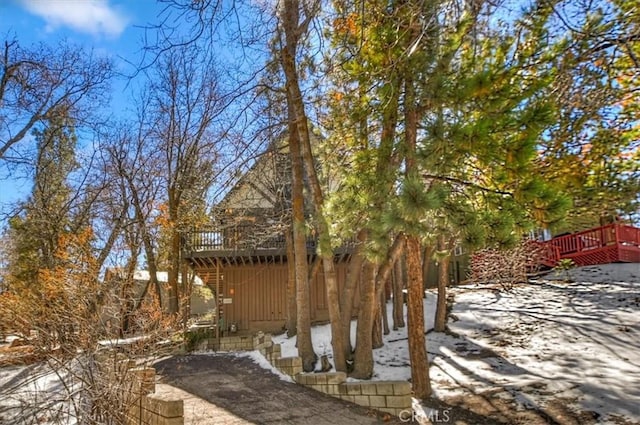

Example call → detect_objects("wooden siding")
195 261 359 333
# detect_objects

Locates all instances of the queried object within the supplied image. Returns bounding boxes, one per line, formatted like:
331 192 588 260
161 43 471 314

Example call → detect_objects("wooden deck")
540 223 640 268
179 225 361 333
181 224 356 266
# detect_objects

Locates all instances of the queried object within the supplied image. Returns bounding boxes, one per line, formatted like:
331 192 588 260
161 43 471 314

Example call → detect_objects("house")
102 268 217 328
129 270 216 316
181 143 359 334
424 245 471 287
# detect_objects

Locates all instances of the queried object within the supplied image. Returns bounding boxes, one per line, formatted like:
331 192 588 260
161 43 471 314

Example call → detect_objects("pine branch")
421 173 514 197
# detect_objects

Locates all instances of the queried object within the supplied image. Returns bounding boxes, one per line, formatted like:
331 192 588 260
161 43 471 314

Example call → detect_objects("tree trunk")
285 224 297 337
372 234 405 347
281 56 315 369
406 235 432 399
340 229 366 358
422 245 434 290
167 226 180 314
308 256 322 283
166 183 180 314
136 208 163 307
119 256 138 337
404 67 432 399
393 256 405 329
435 234 450 332
288 103 316 372
320 257 347 371
181 261 191 329
372 294 383 349
297 115 346 371
381 287 390 335
375 234 405 304
280 0 345 372
351 261 375 378
167 159 182 315
123 170 163 309
352 74 402 369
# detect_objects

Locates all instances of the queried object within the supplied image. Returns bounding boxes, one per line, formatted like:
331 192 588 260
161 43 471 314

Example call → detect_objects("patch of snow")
272 264 640 424
0 361 81 424
272 294 437 380
97 334 151 347
544 262 640 284
435 265 640 423
234 351 294 383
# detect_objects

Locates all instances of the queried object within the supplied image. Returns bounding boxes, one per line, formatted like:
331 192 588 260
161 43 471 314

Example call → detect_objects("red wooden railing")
540 223 640 267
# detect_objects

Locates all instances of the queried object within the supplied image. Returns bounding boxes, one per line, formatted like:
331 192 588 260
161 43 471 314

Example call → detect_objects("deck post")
216 258 220 344
181 260 189 329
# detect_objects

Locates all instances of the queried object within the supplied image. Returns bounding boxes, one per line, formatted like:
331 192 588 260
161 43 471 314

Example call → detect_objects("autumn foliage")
0 227 179 364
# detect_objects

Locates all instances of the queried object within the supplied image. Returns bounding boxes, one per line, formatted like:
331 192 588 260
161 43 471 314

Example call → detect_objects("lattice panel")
568 246 618 267
620 246 640 263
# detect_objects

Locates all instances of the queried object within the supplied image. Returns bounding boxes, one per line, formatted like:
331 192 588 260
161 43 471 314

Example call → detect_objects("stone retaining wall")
127 391 184 425
125 366 185 425
294 372 412 416
253 335 413 417
97 353 185 425
273 356 303 376
191 331 413 417
209 334 254 351
254 332 304 377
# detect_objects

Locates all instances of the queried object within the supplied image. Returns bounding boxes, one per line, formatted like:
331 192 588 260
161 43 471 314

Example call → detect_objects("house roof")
106 268 204 286
133 270 204 286
215 141 290 215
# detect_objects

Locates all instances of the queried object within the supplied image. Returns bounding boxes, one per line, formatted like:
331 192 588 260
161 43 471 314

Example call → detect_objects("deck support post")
216 259 220 344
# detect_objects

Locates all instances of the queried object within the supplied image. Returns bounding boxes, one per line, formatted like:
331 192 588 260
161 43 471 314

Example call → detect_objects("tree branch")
421 173 514 197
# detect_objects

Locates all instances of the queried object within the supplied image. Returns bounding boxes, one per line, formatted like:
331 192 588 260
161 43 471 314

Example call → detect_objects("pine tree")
6 105 78 291
324 0 577 397
3 105 83 346
534 0 640 231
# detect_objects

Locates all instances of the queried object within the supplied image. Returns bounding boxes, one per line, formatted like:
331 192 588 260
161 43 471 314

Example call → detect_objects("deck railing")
548 223 640 257
181 224 361 255
531 223 640 267
182 224 328 254
183 224 294 253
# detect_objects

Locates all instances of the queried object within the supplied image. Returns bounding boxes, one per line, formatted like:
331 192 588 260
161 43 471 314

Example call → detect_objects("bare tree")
0 38 112 163
146 46 222 314
102 121 164 313
0 227 179 423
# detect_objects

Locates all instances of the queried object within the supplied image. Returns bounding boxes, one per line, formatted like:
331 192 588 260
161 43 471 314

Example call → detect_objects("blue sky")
1 0 161 51
0 0 168 209
0 0 169 84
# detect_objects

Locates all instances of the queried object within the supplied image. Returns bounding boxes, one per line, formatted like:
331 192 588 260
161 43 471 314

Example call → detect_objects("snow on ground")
273 263 640 424
234 351 295 383
437 264 640 424
0 361 80 424
1 263 638 424
273 295 436 382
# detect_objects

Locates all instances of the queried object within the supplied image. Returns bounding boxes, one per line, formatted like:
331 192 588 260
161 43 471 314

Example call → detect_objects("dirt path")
153 354 405 425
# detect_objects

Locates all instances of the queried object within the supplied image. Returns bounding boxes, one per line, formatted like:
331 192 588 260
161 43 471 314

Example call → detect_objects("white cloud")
20 0 129 38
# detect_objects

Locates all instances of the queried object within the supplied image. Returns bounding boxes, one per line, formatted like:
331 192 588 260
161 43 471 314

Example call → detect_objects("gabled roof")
215 140 290 216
